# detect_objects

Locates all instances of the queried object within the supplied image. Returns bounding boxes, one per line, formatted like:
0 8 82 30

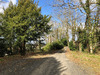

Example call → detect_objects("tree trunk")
79 43 82 52
90 43 93 54
89 33 93 54
66 31 69 46
79 0 91 53
49 35 51 43
72 28 75 45
39 38 41 50
56 28 59 40
60 28 62 40
20 40 26 56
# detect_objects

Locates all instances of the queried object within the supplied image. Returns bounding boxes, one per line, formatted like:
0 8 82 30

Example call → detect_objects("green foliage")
61 38 68 46
69 41 76 51
77 27 88 50
52 40 64 50
42 43 53 52
43 40 64 52
0 0 51 55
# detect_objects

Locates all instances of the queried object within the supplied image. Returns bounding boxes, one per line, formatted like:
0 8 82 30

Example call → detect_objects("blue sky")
34 0 53 16
0 0 88 22
0 0 98 41
0 0 97 23
0 0 53 16
0 0 61 24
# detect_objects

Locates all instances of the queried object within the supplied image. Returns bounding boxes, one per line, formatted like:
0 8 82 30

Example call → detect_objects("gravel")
0 52 95 75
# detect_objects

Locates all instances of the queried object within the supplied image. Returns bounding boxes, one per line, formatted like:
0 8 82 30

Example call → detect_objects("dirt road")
0 52 95 75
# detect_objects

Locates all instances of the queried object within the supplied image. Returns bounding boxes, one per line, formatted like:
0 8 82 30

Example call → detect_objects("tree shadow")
0 57 67 75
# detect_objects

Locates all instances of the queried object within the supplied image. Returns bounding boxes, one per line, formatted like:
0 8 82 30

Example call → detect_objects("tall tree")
1 0 51 55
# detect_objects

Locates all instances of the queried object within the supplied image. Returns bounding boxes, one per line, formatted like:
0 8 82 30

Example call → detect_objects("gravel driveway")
0 52 95 75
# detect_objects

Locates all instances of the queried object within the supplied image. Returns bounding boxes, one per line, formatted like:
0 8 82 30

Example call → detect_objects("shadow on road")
0 56 67 75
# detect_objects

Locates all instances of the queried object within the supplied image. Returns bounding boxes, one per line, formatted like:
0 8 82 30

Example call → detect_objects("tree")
0 2 15 54
51 0 99 53
76 0 100 53
1 0 51 56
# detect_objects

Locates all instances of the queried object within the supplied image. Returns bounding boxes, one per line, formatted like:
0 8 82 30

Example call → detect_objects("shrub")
52 40 64 50
42 43 53 52
69 41 76 51
43 40 64 52
61 38 68 46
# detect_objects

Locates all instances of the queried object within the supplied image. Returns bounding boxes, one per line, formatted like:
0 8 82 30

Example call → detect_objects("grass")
0 58 4 61
0 52 34 64
66 51 100 75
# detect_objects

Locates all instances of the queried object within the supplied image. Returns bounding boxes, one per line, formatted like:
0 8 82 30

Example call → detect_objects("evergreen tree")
1 0 51 56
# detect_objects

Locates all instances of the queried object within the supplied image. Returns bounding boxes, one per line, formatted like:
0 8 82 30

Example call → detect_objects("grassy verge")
0 55 25 64
0 52 35 63
66 51 100 75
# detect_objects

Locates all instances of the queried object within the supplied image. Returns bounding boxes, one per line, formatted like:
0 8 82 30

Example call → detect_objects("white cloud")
0 0 17 13
0 8 4 13
73 0 97 4
9 0 17 5
2 3 9 9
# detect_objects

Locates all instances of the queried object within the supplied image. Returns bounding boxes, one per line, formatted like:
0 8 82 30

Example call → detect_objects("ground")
66 50 100 75
0 51 95 75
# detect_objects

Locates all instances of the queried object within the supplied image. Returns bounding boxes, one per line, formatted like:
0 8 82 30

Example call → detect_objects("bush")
42 43 53 52
0 39 7 57
61 38 67 46
69 41 76 51
52 41 64 50
43 40 64 52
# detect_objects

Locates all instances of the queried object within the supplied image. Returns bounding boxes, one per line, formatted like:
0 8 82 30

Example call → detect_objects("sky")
0 0 53 16
0 0 98 41
34 0 53 16
0 0 97 20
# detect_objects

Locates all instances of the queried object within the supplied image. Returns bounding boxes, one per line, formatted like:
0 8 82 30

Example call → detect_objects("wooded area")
0 0 100 57
46 0 100 54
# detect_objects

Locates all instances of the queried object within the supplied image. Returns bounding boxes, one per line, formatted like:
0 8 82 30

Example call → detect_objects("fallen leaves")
66 51 100 75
